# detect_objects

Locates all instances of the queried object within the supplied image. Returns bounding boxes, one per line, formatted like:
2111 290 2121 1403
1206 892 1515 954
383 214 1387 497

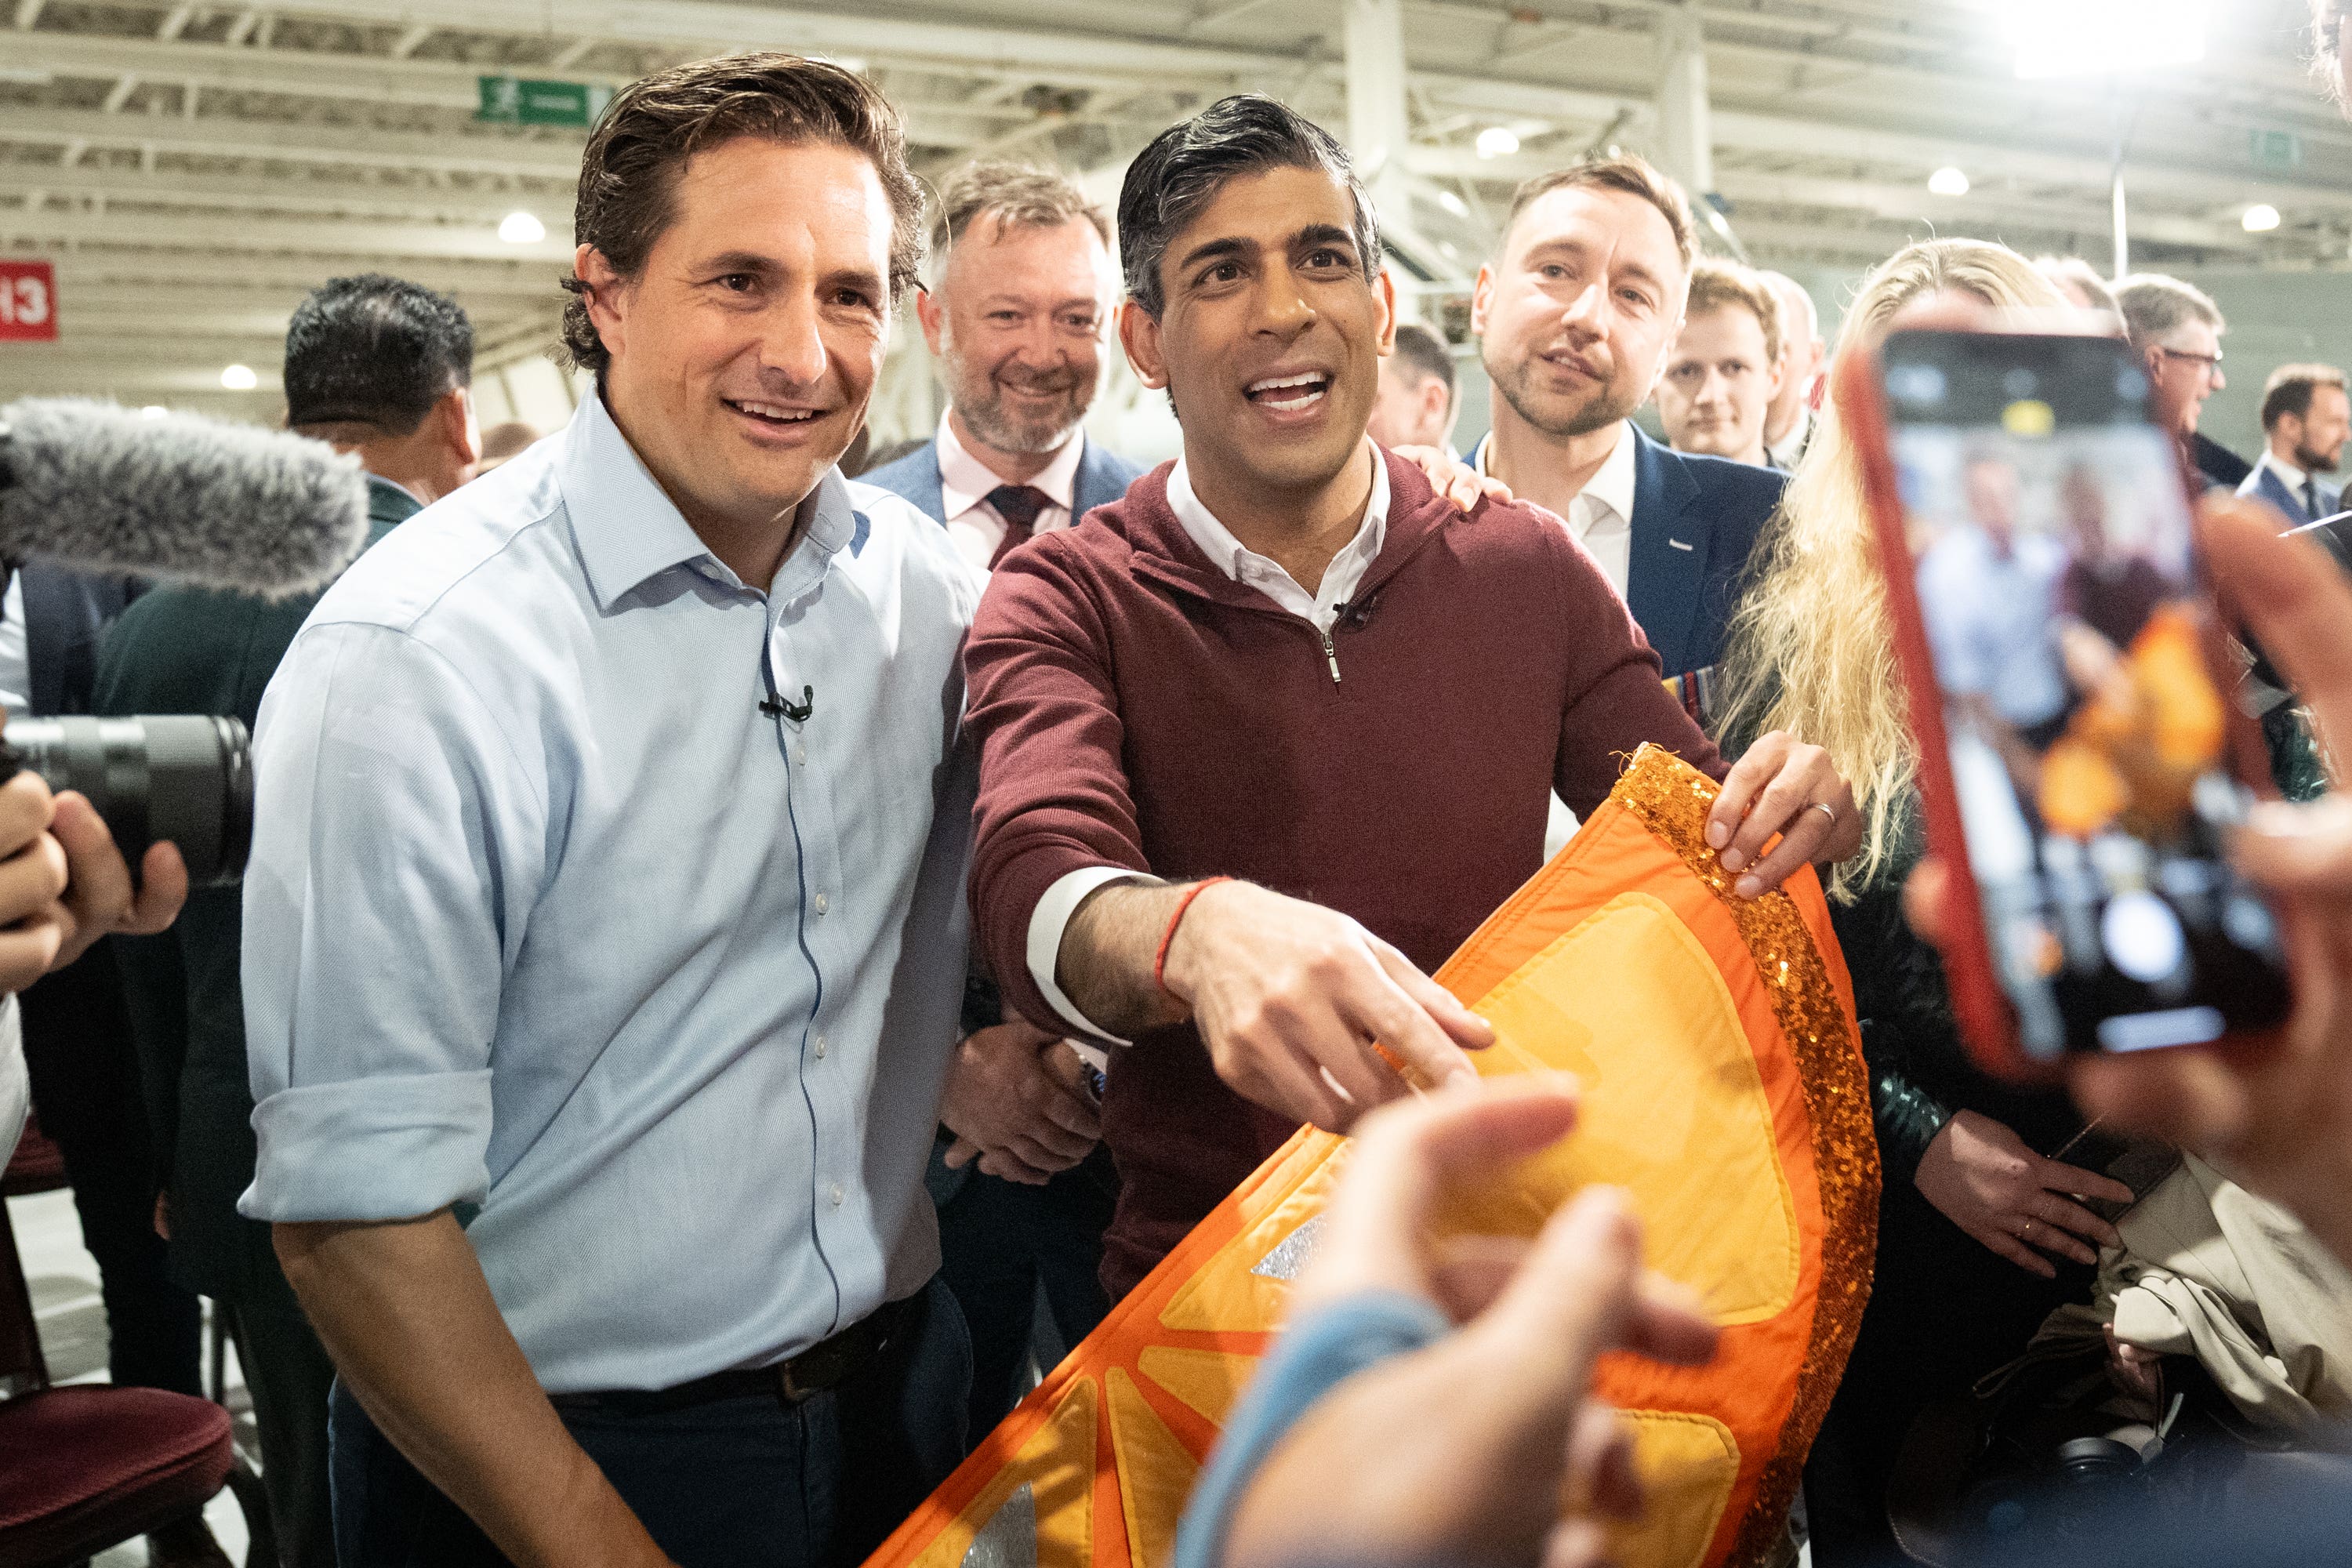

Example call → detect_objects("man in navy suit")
862 160 1140 1441
1465 153 1784 683
2238 362 2349 528
863 162 1144 563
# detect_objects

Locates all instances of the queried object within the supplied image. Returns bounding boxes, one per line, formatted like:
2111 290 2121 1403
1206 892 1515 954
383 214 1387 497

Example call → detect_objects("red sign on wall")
0 261 57 342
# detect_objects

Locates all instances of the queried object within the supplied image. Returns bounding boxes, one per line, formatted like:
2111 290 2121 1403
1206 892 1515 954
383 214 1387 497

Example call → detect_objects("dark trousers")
231 1292 338 1568
19 939 201 1396
936 1144 1118 1437
328 1277 971 1568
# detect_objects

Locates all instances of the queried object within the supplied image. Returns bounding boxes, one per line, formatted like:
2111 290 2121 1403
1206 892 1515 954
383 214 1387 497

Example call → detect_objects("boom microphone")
0 397 370 597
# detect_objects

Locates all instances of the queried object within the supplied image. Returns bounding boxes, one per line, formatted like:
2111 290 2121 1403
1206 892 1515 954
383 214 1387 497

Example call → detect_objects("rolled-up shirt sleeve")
239 620 545 1225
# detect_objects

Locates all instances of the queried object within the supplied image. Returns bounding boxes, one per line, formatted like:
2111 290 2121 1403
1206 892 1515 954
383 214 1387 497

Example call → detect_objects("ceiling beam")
0 161 575 227
0 103 588 179
34 250 569 298
0 204 576 263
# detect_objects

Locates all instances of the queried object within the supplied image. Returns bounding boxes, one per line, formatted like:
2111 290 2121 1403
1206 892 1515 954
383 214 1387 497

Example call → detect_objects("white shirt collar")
1472 419 1639 524
935 410 1085 522
1766 408 1811 470
2261 446 2314 494
1166 444 1389 631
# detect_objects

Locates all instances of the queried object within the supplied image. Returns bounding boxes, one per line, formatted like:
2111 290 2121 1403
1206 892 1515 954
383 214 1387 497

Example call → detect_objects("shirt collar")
562 389 854 609
935 411 1085 521
1470 420 1637 525
1766 409 1810 470
1578 422 1639 528
2263 447 2314 492
1164 442 1389 582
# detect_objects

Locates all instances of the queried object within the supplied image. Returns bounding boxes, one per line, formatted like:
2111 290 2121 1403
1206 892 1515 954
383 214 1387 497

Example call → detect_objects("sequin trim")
1614 745 1881 1568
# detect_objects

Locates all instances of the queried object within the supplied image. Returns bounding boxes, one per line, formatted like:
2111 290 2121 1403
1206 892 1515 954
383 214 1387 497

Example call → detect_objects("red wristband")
1153 877 1233 998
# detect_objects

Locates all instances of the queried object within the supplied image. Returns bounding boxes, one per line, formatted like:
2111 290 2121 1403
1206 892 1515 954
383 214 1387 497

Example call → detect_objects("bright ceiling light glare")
2242 203 2282 232
220 364 258 391
1928 166 1971 197
1475 125 1520 160
1436 188 1469 217
498 209 547 245
140 405 168 419
1999 0 2207 80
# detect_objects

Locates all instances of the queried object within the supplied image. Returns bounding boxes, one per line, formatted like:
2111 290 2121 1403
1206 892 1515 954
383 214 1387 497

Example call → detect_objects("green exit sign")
2250 129 2303 169
477 75 612 127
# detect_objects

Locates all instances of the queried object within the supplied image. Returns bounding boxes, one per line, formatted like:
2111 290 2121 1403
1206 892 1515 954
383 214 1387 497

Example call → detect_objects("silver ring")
1804 801 1838 827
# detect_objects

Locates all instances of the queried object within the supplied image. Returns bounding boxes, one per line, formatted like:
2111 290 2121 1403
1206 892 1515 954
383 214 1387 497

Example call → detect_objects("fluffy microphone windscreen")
0 397 372 598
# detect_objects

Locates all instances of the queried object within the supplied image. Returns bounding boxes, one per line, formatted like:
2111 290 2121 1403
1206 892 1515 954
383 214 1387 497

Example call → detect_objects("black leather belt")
547 1292 922 1418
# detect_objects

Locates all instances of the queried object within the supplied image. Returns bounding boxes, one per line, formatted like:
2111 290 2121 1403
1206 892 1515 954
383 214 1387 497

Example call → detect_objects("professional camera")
2 716 253 889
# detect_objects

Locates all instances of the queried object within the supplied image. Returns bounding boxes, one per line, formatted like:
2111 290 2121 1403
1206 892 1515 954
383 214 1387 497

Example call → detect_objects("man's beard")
2296 440 2340 474
948 352 1090 456
1486 341 1641 441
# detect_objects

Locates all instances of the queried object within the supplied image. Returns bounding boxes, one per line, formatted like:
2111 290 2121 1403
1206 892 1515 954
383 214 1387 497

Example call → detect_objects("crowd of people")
5 9 2352 1568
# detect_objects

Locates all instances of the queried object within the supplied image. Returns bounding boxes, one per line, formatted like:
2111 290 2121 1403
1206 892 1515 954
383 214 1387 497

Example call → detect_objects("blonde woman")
1713 239 2140 1565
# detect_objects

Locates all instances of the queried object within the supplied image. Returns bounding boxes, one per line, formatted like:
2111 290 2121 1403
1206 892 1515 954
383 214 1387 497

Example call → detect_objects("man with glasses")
2116 274 2240 491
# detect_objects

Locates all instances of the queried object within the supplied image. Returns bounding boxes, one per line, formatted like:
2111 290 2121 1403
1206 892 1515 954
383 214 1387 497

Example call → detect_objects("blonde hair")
1714 238 2067 900
1686 258 1784 366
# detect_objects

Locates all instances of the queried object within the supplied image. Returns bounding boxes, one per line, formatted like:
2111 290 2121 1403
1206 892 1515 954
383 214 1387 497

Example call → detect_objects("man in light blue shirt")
241 56 985 1568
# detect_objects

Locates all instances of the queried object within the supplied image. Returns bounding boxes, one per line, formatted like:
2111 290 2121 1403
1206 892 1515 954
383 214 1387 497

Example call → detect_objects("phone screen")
1882 330 2291 1061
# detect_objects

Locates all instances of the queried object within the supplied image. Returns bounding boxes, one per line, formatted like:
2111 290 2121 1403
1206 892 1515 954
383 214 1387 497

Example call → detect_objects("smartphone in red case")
1845 328 2291 1080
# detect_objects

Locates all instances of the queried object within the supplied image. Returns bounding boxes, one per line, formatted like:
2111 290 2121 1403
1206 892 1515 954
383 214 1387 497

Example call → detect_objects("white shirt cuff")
1029 866 1161 1045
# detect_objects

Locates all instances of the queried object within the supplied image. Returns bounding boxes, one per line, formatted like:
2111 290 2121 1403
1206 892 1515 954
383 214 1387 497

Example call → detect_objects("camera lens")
3 715 253 888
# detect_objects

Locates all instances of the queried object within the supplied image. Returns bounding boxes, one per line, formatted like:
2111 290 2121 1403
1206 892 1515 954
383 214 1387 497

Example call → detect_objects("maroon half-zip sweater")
965 448 1727 1299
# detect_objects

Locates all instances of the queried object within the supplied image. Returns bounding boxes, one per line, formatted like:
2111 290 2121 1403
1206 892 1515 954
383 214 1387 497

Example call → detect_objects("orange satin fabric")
867 746 1878 1568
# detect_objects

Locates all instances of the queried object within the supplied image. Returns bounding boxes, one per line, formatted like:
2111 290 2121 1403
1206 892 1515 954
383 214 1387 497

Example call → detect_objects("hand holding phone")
1849 329 2292 1076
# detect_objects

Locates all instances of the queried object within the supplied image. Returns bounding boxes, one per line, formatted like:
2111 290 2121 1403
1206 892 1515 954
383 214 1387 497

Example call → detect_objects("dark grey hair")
1116 94 1378 318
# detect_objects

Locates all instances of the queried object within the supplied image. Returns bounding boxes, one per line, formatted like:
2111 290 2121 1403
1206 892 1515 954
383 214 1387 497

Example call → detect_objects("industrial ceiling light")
140 405 168 419
1475 125 1520 159
499 210 547 245
1436 188 1469 217
220 365 258 391
2242 204 2282 232
1928 166 1971 197
1999 0 2207 79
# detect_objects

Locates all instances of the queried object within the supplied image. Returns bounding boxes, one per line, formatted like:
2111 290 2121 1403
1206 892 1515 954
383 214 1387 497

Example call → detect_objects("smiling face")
1473 184 1688 442
1118 162 1393 501
2143 318 2225 440
923 212 1116 460
1654 303 1780 464
579 136 893 544
2286 383 2351 474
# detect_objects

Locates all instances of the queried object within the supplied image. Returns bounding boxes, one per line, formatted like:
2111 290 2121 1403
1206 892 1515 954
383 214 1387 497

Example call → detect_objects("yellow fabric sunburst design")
869 746 1878 1568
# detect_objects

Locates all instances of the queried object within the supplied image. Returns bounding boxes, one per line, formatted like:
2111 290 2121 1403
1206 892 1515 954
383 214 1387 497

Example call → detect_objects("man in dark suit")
96 273 478 1568
863 162 1144 563
1467 153 1784 682
2116 274 2245 493
2238 362 2349 528
859 160 1138 1439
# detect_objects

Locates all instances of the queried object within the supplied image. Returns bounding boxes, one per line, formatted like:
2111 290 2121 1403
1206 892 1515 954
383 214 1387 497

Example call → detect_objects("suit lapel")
1624 428 1708 677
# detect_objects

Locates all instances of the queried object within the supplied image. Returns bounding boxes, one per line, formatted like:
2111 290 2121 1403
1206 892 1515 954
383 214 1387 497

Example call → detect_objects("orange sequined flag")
866 745 1879 1568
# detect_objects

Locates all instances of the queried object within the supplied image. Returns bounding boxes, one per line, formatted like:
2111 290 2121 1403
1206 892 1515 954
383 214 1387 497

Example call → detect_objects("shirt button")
813 893 829 915
813 1034 828 1058
793 742 809 765
828 1182 844 1207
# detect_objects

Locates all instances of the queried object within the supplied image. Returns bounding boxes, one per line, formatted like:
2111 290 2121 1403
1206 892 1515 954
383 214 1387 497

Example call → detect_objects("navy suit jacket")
1621 428 1785 679
860 432 1145 532
2238 461 2341 530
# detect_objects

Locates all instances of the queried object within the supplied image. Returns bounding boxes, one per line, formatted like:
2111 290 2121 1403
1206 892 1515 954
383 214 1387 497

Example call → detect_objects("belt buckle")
776 1333 851 1405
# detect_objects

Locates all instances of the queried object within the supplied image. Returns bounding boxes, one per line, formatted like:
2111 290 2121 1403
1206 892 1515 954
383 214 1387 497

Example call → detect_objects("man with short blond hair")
1470 151 1784 678
2241 362 2350 527
1656 259 1784 468
865 160 1142 569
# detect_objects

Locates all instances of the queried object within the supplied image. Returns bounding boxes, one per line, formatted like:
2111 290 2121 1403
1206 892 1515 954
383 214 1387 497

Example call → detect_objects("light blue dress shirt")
238 390 982 1394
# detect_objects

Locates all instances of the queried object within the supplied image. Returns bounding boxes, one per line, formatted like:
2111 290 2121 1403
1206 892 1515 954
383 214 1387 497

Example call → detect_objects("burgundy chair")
0 1188 237 1567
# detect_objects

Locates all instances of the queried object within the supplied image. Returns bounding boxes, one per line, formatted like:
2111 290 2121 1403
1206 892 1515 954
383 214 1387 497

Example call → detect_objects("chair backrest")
0 1195 51 1395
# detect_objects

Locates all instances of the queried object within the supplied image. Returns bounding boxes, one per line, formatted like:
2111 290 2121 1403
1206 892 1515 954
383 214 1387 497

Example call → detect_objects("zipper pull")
1319 625 1342 684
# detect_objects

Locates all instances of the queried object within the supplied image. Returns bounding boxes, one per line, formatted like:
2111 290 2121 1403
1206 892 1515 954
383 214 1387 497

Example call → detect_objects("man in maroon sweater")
965 94 1864 1299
